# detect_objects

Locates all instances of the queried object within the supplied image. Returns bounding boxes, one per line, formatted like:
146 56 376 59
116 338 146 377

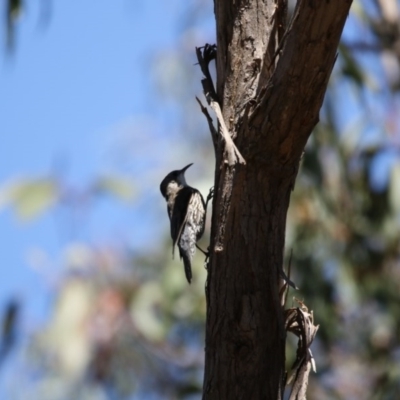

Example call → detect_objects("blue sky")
0 0 197 324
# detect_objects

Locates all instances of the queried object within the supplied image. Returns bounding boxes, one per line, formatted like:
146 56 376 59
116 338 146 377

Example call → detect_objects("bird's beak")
181 163 193 173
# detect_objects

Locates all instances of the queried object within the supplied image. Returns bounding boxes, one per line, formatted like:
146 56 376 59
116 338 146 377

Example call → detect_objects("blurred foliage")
0 178 58 221
4 0 23 50
24 244 208 399
0 299 19 367
2 0 400 399
0 175 134 221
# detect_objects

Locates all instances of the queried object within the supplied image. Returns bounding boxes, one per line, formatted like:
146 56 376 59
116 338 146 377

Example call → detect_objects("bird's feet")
196 245 211 268
196 244 209 257
205 186 214 207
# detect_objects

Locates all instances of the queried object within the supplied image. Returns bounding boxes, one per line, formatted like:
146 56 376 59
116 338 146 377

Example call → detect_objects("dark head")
160 163 193 199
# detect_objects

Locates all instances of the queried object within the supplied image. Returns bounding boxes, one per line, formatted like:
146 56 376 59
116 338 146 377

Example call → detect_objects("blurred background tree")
1 0 400 399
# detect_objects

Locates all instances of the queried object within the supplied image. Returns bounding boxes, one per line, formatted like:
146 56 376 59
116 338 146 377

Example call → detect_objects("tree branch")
195 96 218 157
252 0 353 161
208 98 246 165
195 44 218 102
285 302 319 400
196 45 246 166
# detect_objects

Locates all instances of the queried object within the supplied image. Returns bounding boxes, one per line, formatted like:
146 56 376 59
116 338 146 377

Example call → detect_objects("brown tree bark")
202 1 353 399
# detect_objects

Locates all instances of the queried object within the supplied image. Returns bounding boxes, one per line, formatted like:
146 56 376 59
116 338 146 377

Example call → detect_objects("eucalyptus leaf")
0 178 58 221
93 176 135 202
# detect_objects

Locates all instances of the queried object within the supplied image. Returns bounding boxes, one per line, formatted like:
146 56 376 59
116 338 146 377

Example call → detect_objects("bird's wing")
171 187 194 257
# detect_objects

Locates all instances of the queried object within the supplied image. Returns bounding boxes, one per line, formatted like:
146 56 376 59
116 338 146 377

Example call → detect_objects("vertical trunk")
202 1 353 399
204 163 294 399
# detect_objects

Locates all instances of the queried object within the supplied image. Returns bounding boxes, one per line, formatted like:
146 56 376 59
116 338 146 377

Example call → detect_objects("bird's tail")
179 247 192 284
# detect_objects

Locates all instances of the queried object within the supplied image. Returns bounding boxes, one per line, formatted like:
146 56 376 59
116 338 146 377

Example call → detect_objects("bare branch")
195 44 218 102
196 45 246 166
285 301 319 400
279 249 297 307
208 99 246 165
195 96 218 155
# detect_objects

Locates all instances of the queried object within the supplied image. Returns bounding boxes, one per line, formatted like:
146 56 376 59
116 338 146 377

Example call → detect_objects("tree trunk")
203 1 352 399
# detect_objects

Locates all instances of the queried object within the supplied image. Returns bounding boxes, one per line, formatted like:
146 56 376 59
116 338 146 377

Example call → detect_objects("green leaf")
93 176 135 202
339 44 365 87
0 178 58 221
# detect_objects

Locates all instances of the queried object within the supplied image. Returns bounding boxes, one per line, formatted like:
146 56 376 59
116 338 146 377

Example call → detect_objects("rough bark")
202 1 352 399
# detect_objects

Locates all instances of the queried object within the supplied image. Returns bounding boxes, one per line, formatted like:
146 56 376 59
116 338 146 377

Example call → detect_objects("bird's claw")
196 244 209 257
206 186 214 206
201 246 211 269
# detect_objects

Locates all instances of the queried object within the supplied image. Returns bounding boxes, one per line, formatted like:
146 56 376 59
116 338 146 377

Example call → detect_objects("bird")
160 163 213 283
